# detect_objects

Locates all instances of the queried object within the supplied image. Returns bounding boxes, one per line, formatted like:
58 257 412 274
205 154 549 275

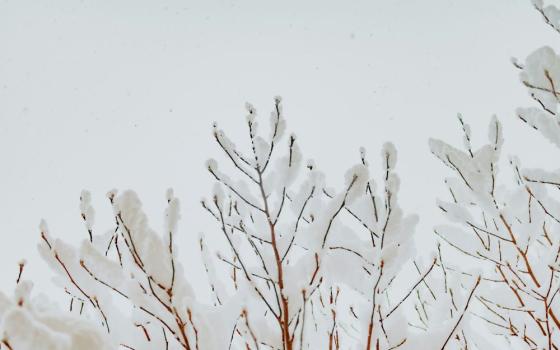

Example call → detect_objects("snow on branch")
5 97 444 350
203 98 442 350
432 105 560 348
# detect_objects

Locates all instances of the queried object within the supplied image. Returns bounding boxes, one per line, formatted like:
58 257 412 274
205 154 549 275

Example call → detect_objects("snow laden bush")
201 97 440 349
430 2 560 349
7 97 444 350
35 190 217 350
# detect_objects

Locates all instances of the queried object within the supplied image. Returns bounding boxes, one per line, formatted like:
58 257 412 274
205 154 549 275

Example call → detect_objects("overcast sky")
0 0 558 297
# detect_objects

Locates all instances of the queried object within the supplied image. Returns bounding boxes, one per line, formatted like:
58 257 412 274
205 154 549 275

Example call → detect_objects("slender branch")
385 258 437 319
440 276 481 350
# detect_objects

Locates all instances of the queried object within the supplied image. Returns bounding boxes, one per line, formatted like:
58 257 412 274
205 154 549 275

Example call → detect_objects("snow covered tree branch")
203 97 441 349
430 2 560 348
0 261 113 350
3 97 445 350
33 189 224 350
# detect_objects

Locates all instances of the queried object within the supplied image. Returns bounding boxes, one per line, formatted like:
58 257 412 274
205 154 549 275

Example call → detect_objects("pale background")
0 0 557 299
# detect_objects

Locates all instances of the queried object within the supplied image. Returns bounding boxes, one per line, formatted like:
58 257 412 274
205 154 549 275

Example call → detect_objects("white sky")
0 0 558 298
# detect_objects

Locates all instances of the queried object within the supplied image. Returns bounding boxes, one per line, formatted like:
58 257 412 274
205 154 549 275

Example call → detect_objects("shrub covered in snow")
9 97 440 350
6 1 560 349
430 1 560 348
